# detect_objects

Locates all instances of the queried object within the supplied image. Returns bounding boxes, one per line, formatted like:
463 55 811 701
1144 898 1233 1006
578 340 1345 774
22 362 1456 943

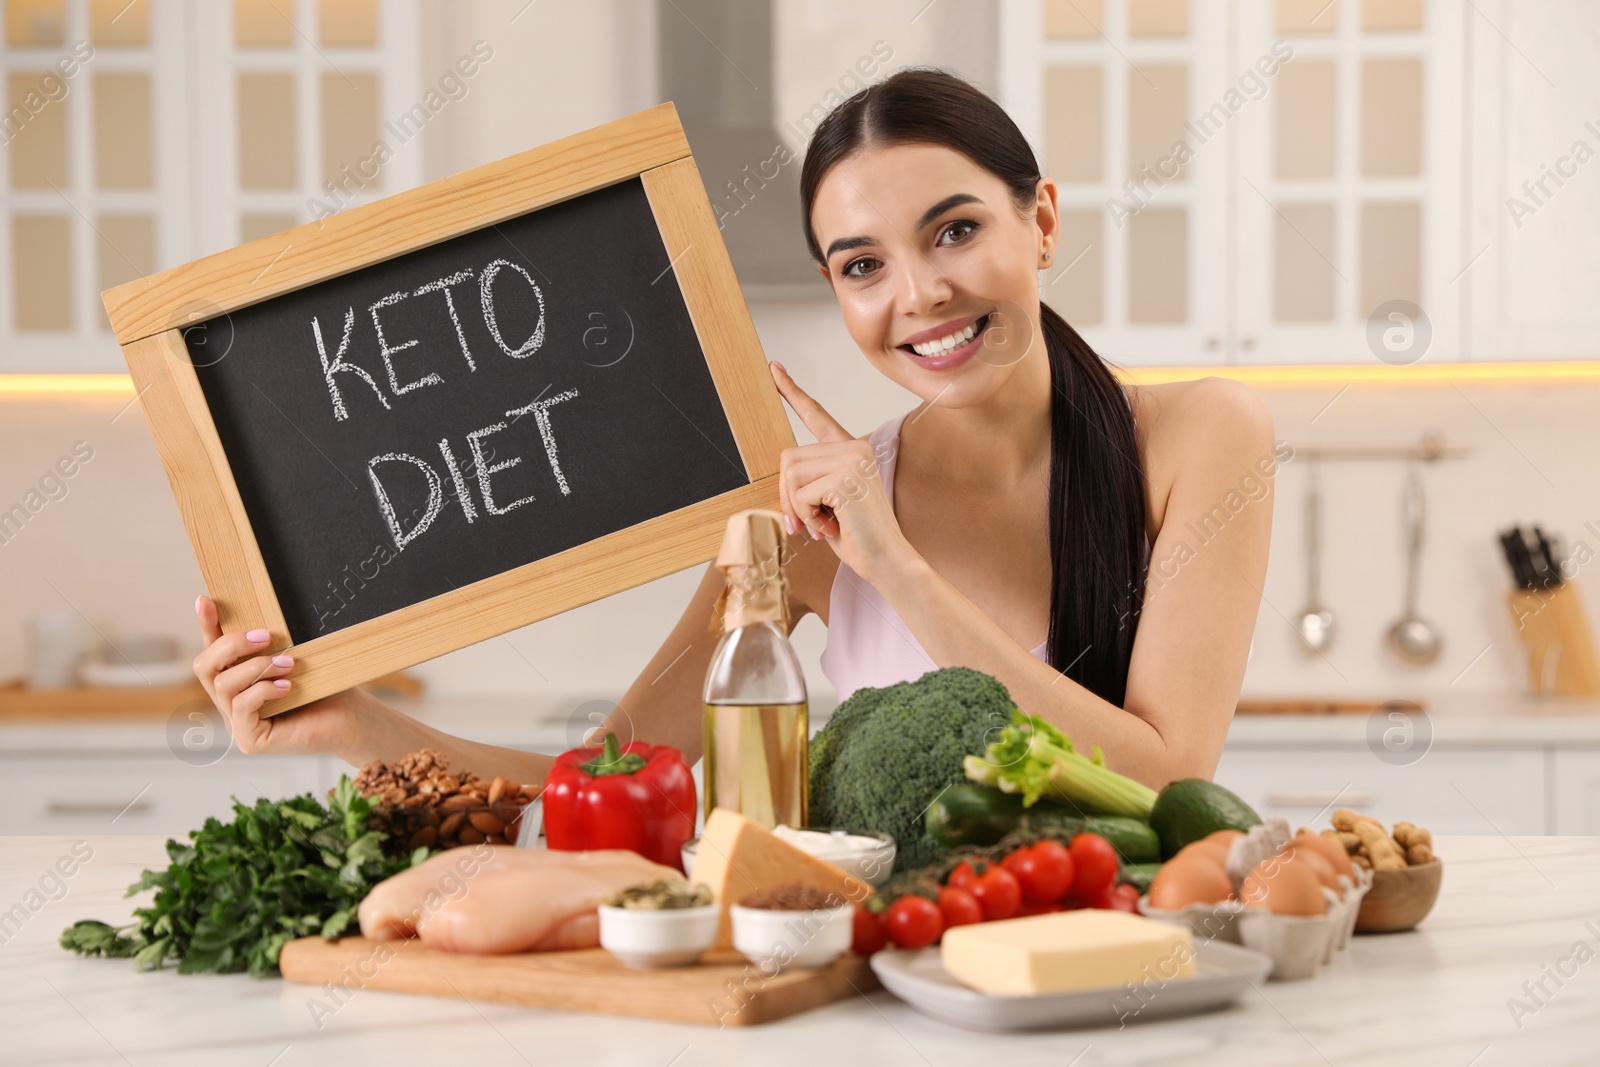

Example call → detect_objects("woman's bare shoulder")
1127 378 1275 524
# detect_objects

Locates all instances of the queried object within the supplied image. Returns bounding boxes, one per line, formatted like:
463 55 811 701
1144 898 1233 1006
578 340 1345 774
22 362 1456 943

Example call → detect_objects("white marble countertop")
4 833 1598 1066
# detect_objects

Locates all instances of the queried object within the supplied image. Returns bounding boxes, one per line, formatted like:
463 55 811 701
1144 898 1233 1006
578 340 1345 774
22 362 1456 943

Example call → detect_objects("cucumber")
925 784 1161 862
1119 862 1162 894
1077 816 1162 864
1149 778 1263 859
926 784 1030 849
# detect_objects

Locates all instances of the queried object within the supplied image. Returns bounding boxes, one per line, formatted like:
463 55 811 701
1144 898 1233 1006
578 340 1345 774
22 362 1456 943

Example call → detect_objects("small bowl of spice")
729 884 853 973
598 879 718 969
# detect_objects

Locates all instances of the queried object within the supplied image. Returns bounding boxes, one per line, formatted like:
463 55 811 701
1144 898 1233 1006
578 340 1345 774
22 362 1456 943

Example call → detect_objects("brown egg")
1292 831 1355 881
1148 851 1234 910
1291 847 1340 891
1180 840 1230 866
1203 829 1244 850
1239 854 1327 916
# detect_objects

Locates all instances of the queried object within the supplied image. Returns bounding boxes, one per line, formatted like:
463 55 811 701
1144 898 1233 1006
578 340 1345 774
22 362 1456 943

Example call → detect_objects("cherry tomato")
1115 882 1142 905
1086 885 1139 912
970 866 1022 921
851 906 889 956
937 886 984 929
1013 900 1065 917
884 895 943 949
1069 833 1120 901
1003 841 1075 903
946 860 983 890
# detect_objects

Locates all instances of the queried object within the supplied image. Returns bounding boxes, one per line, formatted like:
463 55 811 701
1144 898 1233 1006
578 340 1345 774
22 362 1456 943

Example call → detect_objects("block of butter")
941 910 1196 996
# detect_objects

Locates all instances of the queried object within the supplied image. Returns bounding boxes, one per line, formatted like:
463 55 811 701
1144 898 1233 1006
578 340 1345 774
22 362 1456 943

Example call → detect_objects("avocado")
1149 778 1263 859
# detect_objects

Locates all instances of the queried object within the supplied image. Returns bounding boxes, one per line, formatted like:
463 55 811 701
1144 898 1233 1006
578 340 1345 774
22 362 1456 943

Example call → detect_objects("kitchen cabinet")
1000 0 1579 365
0 0 422 372
1461 0 1600 361
0 752 339 837
1553 750 1600 835
1213 744 1548 835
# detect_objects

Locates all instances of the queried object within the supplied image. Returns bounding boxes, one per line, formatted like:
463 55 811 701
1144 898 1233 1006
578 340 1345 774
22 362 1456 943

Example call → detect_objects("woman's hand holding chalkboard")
193 594 384 758
770 362 915 585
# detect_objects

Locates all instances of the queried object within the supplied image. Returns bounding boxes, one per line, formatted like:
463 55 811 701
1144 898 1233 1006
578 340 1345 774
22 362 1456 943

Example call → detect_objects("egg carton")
1138 868 1373 981
1236 869 1373 980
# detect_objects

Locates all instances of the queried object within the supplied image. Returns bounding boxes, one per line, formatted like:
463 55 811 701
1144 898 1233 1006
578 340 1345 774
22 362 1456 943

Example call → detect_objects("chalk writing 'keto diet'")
310 256 578 553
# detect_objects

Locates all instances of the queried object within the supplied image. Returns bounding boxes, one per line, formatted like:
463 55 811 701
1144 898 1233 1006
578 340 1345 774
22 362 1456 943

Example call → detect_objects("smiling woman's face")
809 142 1058 411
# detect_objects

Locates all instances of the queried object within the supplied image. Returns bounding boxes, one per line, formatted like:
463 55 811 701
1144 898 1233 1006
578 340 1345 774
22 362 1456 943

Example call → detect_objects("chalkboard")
189 178 745 644
105 105 792 714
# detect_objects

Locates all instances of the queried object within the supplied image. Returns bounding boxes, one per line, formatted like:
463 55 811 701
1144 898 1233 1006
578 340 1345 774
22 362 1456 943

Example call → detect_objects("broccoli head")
808 666 1016 871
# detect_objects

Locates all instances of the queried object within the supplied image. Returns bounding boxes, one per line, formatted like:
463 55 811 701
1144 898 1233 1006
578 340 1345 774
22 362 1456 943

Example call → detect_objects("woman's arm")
874 380 1275 788
195 550 799 788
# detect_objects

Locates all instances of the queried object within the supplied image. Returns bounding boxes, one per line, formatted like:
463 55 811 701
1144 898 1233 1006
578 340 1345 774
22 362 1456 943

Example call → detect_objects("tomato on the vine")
1069 833 1120 901
946 860 983 890
851 906 889 956
937 886 984 929
1003 840 1075 903
1013 899 1065 918
970 866 1022 921
884 895 943 949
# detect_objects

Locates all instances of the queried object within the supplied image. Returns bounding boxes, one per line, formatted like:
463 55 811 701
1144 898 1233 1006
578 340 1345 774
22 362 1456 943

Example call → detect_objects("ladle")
1295 460 1336 654
1387 463 1443 665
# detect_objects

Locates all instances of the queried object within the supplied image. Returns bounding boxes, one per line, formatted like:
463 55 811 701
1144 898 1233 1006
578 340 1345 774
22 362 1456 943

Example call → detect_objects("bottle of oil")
702 509 808 829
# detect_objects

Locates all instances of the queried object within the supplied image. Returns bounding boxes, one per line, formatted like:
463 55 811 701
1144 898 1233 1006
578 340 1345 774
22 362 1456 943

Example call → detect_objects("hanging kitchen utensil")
1295 459 1336 653
1387 464 1443 665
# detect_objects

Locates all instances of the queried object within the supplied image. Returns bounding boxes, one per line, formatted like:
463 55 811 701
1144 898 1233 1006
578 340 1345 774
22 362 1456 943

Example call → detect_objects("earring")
1042 251 1052 266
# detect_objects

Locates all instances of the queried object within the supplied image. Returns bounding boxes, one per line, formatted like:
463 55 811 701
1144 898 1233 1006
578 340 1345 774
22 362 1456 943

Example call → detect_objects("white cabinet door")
1232 0 1465 365
1214 745 1548 834
1000 0 1232 365
1552 750 1600 835
0 754 326 836
1463 0 1600 361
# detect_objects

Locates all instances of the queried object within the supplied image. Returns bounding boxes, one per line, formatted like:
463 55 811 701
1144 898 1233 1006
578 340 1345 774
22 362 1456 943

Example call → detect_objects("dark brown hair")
799 68 1147 707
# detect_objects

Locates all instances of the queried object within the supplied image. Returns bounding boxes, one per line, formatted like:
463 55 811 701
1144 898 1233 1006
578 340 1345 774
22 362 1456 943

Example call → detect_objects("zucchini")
925 784 1160 862
926 784 1029 849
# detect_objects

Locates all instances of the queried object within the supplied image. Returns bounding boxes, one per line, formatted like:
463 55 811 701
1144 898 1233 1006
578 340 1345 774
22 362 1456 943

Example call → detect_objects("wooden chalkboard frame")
103 104 794 715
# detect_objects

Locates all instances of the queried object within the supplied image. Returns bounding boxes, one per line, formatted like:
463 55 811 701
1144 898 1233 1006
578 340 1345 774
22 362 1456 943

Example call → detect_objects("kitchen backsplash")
2 300 1595 709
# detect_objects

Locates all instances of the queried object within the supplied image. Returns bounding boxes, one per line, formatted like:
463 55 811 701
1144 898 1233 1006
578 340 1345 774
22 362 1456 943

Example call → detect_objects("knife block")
1507 585 1600 696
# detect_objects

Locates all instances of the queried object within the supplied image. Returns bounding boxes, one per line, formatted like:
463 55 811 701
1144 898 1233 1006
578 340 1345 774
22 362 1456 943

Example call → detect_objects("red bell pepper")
541 734 696 871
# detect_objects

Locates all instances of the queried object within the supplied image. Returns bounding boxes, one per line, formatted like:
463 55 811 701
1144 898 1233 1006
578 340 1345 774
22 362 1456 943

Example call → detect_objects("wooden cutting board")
279 936 878 1027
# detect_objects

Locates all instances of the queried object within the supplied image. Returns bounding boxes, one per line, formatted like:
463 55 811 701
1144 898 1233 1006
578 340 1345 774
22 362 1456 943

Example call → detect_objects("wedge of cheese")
692 808 865 946
941 910 1195 996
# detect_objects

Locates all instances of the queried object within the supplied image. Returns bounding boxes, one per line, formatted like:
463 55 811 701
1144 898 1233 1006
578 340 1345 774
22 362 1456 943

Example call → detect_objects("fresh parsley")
60 777 425 977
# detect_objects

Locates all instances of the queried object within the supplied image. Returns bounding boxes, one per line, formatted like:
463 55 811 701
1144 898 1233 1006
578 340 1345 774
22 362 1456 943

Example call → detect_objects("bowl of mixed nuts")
354 749 538 852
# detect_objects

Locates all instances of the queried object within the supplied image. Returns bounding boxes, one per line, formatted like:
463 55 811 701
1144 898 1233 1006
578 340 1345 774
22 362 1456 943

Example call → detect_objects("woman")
192 70 1273 791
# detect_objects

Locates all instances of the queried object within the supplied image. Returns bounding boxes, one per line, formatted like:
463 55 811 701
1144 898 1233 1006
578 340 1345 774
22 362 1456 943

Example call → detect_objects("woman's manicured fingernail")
271 655 293 668
771 361 786 376
246 629 270 643
194 595 204 615
273 679 291 690
784 513 798 536
808 527 820 540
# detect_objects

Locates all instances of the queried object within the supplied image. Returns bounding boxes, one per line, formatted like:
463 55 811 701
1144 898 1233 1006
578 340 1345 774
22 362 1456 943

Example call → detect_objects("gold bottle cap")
709 509 790 634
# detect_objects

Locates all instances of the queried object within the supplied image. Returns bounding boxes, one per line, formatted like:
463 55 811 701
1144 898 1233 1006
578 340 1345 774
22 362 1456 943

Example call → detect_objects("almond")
469 812 505 835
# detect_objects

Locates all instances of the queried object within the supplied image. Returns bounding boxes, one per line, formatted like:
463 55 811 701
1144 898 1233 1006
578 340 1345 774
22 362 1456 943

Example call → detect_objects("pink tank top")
818 412 1050 702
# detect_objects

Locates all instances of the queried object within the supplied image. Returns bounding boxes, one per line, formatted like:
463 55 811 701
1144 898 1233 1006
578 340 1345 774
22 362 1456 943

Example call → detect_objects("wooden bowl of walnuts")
1323 810 1442 933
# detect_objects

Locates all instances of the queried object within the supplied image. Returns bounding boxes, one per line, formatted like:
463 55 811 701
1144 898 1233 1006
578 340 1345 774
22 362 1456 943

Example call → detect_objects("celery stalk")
963 709 1157 819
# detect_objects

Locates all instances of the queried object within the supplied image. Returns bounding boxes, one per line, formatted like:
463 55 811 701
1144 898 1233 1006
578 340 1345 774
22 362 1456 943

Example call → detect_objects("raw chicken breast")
358 846 674 954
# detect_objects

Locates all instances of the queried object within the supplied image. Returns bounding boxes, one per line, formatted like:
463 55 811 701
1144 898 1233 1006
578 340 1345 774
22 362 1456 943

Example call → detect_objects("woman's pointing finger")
770 361 854 444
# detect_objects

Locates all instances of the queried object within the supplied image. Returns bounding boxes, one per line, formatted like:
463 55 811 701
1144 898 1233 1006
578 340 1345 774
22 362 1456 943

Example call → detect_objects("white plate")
869 939 1272 1032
